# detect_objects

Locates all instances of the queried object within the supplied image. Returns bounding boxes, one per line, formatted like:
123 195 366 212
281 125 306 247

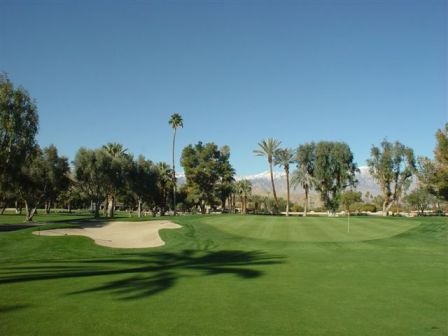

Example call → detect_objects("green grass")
0 213 446 336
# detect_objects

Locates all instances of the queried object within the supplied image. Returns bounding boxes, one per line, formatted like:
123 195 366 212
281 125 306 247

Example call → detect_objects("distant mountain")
234 166 382 198
177 166 414 201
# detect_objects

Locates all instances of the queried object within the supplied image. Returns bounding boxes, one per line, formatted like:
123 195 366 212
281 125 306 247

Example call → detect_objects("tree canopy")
367 140 416 216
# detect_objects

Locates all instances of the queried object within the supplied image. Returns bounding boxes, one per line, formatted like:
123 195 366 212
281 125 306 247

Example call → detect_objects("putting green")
202 215 420 242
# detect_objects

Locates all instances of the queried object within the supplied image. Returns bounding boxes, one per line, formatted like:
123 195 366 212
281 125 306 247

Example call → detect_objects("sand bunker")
33 220 181 248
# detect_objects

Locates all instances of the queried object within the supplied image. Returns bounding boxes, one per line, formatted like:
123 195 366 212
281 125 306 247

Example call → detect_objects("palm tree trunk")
304 188 308 217
285 168 290 216
269 159 279 211
172 128 177 216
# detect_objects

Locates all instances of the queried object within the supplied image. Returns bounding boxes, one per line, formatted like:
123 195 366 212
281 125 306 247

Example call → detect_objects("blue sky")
1 0 446 175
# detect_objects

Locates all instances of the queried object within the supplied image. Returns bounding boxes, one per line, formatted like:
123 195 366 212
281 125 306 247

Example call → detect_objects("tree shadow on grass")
0 250 285 300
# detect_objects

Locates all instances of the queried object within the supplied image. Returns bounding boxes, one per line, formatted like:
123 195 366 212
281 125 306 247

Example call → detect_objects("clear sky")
1 0 446 175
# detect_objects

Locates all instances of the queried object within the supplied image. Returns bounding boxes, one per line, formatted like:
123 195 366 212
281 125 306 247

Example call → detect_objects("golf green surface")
0 214 446 336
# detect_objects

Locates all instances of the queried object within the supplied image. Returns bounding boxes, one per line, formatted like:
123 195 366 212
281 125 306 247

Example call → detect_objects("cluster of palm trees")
254 138 315 216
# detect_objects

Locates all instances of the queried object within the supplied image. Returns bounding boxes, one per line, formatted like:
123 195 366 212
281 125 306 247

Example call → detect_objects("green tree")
73 148 111 218
274 148 295 216
0 73 39 204
168 113 183 215
181 142 235 214
18 145 70 222
215 145 235 211
404 187 436 215
254 138 281 212
236 179 252 214
367 140 416 216
129 156 159 217
41 145 71 213
101 143 132 218
432 123 448 201
314 141 358 215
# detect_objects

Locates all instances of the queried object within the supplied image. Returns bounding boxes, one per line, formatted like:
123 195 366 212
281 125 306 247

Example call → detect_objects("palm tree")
274 148 295 216
236 179 252 214
291 166 316 216
253 138 281 212
102 142 127 158
168 113 183 216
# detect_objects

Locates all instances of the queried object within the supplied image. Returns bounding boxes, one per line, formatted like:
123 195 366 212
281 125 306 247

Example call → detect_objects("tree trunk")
285 168 290 217
25 201 37 222
200 202 206 215
107 195 115 218
68 201 71 213
304 188 309 217
103 197 108 216
138 199 142 218
268 159 279 211
172 128 177 216
382 200 390 216
45 201 51 214
0 204 6 215
94 200 100 219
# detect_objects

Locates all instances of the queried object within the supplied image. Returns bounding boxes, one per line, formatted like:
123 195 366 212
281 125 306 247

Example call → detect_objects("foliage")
0 73 39 200
128 155 159 217
432 123 448 201
367 140 416 215
235 179 252 214
73 148 112 218
340 190 362 214
313 141 358 213
18 145 70 221
404 187 436 215
360 203 377 212
181 141 235 214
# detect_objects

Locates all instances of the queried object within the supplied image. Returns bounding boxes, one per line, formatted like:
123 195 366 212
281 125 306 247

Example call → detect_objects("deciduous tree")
367 140 416 216
314 141 358 215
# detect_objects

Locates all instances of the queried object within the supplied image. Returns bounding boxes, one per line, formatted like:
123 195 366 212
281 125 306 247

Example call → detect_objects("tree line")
1 74 447 221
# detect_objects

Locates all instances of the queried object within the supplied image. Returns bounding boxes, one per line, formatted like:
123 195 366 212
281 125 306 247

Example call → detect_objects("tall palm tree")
168 113 183 216
253 138 281 211
236 179 252 214
291 166 316 216
294 143 316 217
274 148 295 216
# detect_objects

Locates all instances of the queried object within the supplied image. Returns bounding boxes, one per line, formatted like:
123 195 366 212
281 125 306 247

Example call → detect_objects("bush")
291 204 304 212
360 203 377 212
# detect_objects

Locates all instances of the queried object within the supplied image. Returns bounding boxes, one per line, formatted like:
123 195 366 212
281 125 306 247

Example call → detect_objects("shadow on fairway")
0 250 285 300
0 304 32 314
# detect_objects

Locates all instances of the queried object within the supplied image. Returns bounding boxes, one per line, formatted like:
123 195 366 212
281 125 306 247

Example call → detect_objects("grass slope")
0 213 446 336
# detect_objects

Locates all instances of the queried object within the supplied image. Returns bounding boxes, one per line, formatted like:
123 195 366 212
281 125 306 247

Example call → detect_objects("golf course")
0 214 446 336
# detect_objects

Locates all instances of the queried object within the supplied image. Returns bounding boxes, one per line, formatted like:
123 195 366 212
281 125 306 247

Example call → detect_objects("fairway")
0 214 446 336
203 215 420 242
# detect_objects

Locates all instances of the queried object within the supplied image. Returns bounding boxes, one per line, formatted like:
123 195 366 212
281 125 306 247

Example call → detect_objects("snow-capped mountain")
236 166 382 197
177 166 414 199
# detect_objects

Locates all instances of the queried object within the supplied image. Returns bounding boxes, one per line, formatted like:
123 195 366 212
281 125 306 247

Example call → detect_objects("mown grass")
0 213 446 336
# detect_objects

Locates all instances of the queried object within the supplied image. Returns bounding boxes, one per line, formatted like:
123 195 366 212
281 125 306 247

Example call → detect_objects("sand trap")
33 220 181 248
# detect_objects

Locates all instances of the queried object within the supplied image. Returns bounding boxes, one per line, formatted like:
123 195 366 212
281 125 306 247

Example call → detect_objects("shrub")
360 203 377 212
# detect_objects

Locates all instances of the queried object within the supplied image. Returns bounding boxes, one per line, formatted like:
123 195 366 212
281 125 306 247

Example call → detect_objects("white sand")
33 220 181 248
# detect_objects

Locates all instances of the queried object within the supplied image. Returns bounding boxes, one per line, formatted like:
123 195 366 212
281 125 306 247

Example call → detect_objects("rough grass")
0 213 446 336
